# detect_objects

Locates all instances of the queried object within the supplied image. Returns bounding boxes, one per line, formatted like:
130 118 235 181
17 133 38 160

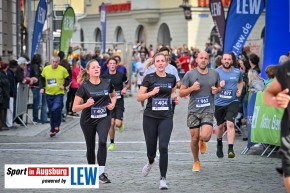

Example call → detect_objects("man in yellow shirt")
40 56 71 137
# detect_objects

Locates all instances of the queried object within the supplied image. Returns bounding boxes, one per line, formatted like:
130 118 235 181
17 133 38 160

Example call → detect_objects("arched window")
115 26 125 42
136 25 145 42
157 23 171 46
95 28 102 42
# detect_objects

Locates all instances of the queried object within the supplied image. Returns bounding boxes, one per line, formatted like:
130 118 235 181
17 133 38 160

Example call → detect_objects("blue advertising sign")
100 2 106 54
223 0 265 56
261 0 290 79
247 92 257 147
31 0 47 59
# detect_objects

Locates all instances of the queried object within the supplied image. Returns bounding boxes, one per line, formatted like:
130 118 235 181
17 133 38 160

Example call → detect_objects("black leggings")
80 117 110 166
143 115 173 178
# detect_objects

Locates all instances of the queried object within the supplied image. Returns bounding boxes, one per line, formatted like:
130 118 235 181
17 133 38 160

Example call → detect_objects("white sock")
99 166 105 176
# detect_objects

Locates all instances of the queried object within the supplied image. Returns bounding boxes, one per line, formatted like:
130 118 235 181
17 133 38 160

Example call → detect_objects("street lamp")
179 0 192 20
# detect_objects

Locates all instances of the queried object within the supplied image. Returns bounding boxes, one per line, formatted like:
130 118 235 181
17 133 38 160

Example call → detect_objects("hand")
59 85 65 90
191 81 200 91
149 87 160 96
121 87 127 95
220 80 225 87
173 96 179 105
86 97 95 107
107 103 115 110
211 86 219 94
236 89 241 97
40 88 44 94
274 88 290 108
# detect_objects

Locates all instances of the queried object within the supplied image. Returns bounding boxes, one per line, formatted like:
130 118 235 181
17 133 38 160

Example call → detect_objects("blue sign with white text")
31 0 47 59
223 0 265 56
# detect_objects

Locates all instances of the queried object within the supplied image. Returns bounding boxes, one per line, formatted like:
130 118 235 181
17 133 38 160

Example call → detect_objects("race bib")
91 106 107 118
152 98 169 111
47 78 57 86
116 90 121 99
220 89 233 99
195 96 210 107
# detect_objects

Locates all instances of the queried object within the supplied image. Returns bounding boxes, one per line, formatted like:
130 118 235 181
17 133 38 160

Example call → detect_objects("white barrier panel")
14 83 35 128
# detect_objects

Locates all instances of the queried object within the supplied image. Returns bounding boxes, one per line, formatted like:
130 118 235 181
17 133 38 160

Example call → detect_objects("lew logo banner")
5 165 99 189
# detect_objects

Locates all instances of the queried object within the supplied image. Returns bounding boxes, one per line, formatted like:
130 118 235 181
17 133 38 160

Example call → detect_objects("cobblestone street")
0 92 285 193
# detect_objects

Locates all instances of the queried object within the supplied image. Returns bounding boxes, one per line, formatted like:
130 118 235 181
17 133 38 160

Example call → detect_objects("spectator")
66 58 80 116
6 60 18 128
249 53 261 74
0 61 10 131
59 59 72 121
214 55 222 68
279 55 289 65
265 65 276 88
30 54 49 124
248 69 265 92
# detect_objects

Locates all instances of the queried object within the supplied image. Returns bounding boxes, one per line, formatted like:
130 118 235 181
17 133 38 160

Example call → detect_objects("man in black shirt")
264 60 290 192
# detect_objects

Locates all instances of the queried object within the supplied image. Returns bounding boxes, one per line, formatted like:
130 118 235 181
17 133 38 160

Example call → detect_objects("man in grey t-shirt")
179 51 220 172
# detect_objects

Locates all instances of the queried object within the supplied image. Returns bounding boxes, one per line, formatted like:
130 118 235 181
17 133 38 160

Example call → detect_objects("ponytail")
77 69 88 84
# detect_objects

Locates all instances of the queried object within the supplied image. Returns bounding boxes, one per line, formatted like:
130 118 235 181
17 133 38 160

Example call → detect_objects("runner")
137 53 178 190
214 53 243 158
135 52 147 110
264 60 290 193
72 60 117 184
102 57 130 151
179 51 220 172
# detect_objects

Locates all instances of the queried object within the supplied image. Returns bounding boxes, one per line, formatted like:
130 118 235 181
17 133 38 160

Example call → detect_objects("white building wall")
77 5 265 55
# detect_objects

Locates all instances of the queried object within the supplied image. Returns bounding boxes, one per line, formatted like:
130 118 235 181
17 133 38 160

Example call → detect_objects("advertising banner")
5 165 99 189
31 0 47 59
261 0 290 79
247 92 256 147
223 0 265 56
209 0 225 47
100 2 106 54
251 92 283 146
60 7 76 57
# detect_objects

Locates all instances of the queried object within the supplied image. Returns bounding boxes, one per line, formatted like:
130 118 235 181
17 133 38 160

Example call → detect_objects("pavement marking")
0 139 224 145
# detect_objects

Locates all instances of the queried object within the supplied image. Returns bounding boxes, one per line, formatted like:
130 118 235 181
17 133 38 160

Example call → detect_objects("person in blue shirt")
214 53 243 159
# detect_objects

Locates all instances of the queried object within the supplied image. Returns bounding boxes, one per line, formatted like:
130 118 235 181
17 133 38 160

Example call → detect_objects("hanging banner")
261 0 290 79
209 0 225 47
60 7 76 57
31 0 47 59
251 92 283 146
223 0 265 56
100 2 106 54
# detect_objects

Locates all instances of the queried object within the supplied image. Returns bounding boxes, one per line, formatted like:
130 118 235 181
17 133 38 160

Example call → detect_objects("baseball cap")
17 57 28 65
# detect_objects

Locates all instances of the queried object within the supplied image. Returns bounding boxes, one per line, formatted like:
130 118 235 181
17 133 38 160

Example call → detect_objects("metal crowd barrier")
14 83 36 128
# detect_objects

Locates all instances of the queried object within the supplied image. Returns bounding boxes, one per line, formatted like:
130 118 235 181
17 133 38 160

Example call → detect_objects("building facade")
0 0 18 62
72 0 265 53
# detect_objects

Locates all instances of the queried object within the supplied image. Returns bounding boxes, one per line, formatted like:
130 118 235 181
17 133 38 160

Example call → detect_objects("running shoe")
99 173 111 184
117 124 124 133
228 149 235 158
159 177 168 190
192 161 200 172
216 145 224 158
142 163 153 177
108 143 116 151
199 140 207 154
50 132 56 137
